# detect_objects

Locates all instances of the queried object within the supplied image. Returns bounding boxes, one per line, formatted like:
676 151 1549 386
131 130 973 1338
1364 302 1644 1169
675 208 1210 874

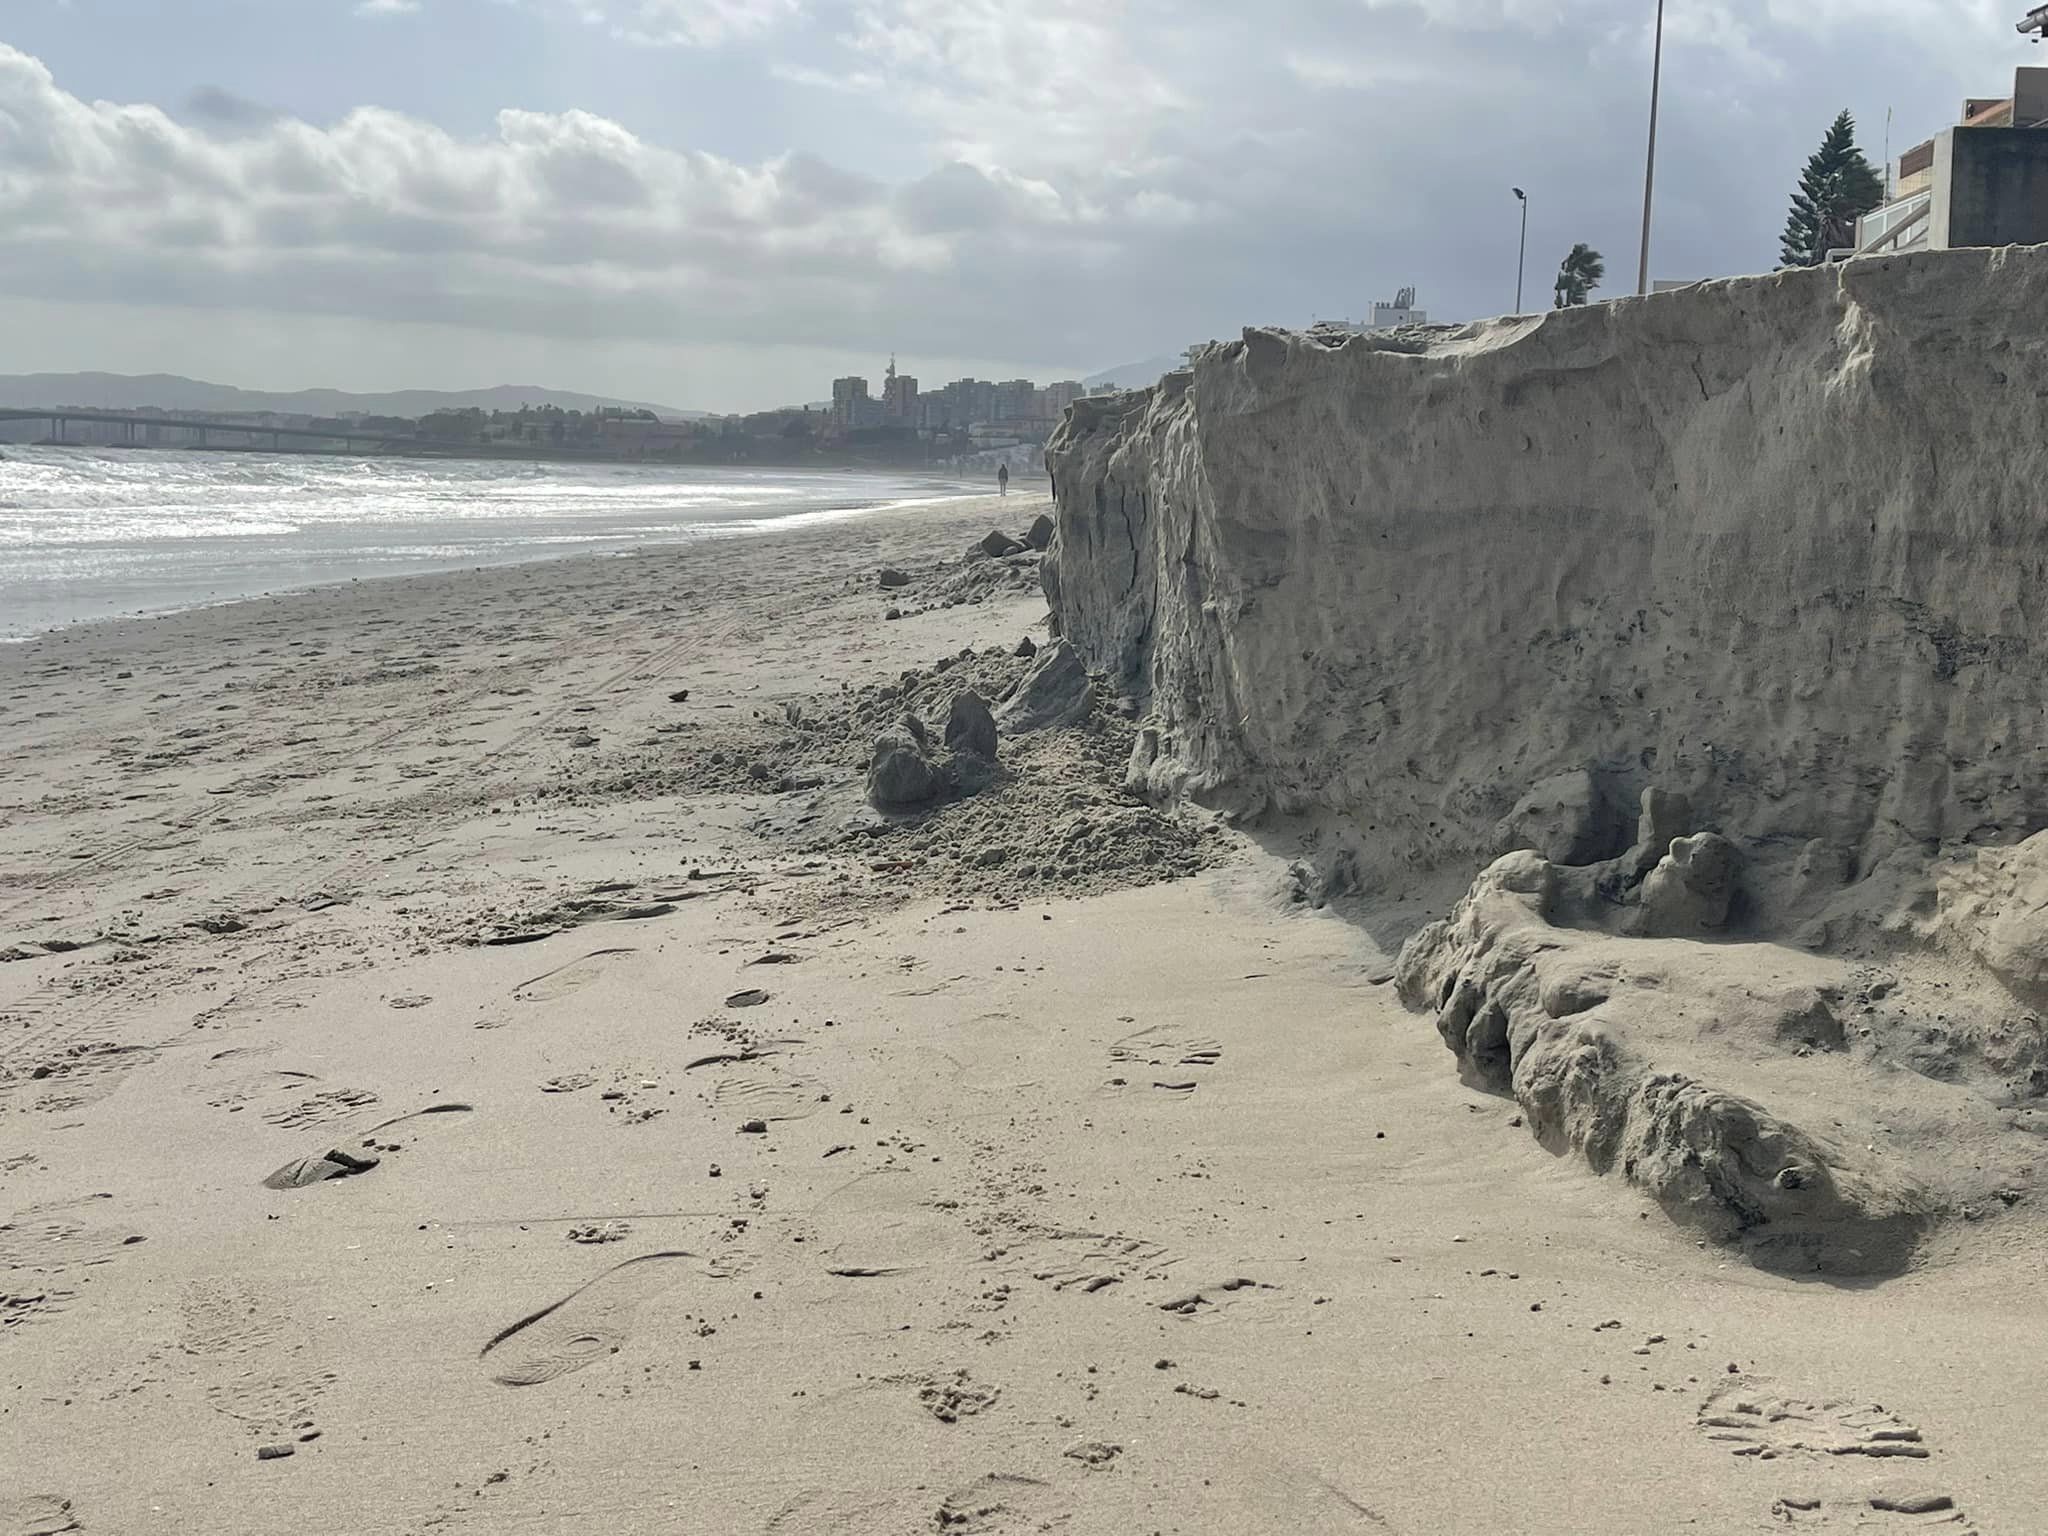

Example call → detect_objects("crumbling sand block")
1397 852 1935 1274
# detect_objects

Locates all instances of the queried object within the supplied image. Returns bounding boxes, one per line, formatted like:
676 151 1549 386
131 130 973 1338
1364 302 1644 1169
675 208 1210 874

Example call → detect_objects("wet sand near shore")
3 492 2044 1535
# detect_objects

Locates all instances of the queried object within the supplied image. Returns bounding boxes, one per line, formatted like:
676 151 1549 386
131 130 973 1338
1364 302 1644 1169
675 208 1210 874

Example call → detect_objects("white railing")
1855 191 1933 254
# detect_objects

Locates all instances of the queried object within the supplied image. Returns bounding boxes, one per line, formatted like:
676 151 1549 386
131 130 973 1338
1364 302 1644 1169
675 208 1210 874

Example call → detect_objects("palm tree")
1553 244 1606 308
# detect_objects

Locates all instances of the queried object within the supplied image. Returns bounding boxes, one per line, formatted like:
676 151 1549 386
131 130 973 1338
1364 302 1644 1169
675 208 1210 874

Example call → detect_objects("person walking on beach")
997 463 1010 497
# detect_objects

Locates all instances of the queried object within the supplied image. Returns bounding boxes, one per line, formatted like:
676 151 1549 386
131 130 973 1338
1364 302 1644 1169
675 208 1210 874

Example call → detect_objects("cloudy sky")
0 1 2030 411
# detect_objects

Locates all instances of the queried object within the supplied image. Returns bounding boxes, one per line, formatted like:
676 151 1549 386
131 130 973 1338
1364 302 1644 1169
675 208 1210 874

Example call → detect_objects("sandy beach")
4 490 2043 1536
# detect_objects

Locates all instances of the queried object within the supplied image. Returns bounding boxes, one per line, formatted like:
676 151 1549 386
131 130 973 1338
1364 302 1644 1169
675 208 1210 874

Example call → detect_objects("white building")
1369 287 1428 328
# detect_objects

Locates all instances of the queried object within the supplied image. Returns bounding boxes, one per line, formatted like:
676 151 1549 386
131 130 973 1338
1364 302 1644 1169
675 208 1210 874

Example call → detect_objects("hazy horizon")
0 4 2034 412
0 359 1145 420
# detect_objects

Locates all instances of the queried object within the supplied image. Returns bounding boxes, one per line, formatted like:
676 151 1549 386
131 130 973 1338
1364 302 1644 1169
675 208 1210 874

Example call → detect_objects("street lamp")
1513 187 1529 313
1637 0 1666 295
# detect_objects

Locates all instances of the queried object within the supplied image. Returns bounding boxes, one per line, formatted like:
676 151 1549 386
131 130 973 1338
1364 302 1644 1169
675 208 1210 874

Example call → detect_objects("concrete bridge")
0 407 411 453
0 408 633 462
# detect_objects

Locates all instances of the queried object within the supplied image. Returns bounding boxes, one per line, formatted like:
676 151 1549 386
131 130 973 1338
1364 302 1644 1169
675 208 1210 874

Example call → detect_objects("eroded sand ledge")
1044 245 2048 1271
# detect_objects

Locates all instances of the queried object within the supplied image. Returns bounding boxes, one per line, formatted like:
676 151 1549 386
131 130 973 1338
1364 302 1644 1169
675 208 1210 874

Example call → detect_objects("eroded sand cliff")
1048 246 2048 899
1044 246 2048 1269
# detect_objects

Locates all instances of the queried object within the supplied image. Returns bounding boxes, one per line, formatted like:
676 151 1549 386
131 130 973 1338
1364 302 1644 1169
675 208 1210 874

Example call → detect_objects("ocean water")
0 448 981 639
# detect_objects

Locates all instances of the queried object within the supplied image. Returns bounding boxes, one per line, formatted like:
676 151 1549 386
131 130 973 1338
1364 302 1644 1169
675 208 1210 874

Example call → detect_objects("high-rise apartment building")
993 378 1037 422
1038 381 1083 416
831 376 870 427
882 356 919 421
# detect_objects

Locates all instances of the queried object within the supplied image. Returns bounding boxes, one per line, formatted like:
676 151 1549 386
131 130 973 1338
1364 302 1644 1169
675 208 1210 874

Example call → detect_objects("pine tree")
1781 111 1886 267
1553 243 1606 308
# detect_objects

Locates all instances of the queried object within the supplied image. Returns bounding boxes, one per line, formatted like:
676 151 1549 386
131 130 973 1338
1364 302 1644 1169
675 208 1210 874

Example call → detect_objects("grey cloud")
534 146 653 209
183 86 282 134
774 152 883 213
0 1 2032 393
896 162 1012 234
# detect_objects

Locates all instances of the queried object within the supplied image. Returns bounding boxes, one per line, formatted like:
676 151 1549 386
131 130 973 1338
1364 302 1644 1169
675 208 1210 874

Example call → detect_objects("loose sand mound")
497 627 1220 914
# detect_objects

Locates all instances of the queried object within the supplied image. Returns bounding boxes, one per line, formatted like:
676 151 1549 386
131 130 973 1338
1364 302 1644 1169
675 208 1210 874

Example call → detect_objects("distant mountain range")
1082 354 1191 393
0 373 704 421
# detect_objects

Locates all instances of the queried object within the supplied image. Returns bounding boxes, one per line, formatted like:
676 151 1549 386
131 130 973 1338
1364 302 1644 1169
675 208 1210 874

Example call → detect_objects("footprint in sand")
1196 1458 1395 1532
513 947 637 1003
762 1491 908 1533
1032 1236 1163 1294
931 1474 1071 1535
710 1064 825 1123
262 1103 473 1190
906 1368 1001 1423
10 1039 158 1115
1155 1275 1280 1316
1697 1381 1930 1460
809 1167 981 1272
1109 1024 1222 1071
479 1250 697 1386
263 1086 380 1128
1769 1490 1977 1530
204 1064 314 1111
0 1275 78 1335
1 1495 80 1536
764 1474 1066 1536
0 1204 148 1334
1008 1230 1172 1295
179 1277 337 1437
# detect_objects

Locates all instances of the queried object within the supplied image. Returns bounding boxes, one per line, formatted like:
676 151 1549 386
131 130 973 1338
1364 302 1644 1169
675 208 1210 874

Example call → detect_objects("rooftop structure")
1369 287 1428 329
1854 67 2048 258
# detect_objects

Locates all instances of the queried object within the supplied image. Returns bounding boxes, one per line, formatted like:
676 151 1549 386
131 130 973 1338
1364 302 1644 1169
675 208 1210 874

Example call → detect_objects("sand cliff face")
1045 247 2048 1267
1046 246 2048 906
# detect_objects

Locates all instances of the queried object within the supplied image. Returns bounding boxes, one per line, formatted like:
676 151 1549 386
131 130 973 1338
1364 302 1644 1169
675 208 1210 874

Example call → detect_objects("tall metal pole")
1637 0 1665 295
1514 188 1529 312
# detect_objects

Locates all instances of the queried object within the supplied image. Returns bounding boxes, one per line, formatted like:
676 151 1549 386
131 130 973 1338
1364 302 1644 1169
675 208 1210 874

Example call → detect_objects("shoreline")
0 472 1014 644
1 436 1062 472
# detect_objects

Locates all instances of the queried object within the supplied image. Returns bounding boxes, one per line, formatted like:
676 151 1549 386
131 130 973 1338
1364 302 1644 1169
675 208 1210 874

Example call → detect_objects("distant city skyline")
0 295 1110 419
825 360 1084 435
0 360 1120 426
0 9 2034 410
